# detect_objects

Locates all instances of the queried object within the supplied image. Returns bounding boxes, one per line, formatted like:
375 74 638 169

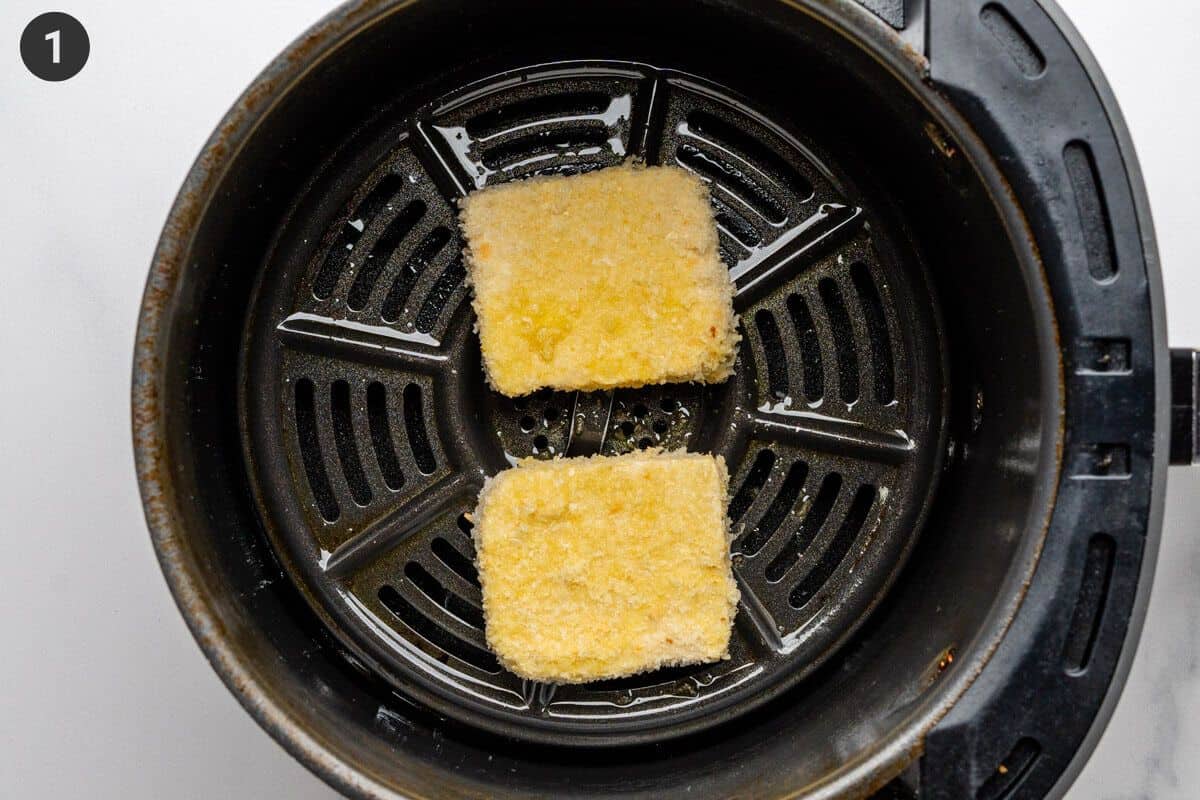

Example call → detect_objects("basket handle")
1171 349 1199 465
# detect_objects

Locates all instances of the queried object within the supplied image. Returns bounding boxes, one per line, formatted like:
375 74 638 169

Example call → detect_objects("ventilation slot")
583 664 705 693
381 227 451 322
415 258 466 333
740 460 807 556
818 278 860 404
520 161 610 180
765 472 842 582
729 449 777 523
331 380 372 506
718 239 747 273
685 111 814 202
850 263 895 404
675 143 786 224
366 382 404 491
431 537 480 587
465 92 610 137
980 3 1045 77
403 384 437 475
312 174 404 299
294 378 339 522
456 512 474 538
790 484 875 608
787 294 824 402
976 737 1041 800
712 195 762 248
480 126 611 170
755 310 790 401
1064 141 1117 282
377 586 499 673
404 561 484 629
347 199 425 310
1063 533 1115 673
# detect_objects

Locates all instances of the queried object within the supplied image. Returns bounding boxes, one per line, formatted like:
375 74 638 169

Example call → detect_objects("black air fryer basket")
132 1 1200 797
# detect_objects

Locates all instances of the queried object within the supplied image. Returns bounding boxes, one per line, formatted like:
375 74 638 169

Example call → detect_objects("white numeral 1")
45 29 61 64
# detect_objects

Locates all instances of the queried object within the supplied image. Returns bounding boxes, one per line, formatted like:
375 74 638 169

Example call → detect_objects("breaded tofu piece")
472 450 739 683
460 163 739 396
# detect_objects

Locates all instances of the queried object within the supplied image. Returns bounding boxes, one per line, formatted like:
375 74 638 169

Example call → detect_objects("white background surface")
1 1 1197 797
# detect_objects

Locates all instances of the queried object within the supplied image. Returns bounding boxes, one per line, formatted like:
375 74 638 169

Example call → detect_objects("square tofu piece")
472 450 739 683
460 163 739 396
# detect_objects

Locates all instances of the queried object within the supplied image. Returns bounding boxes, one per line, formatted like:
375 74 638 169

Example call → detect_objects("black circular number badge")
21 12 89 82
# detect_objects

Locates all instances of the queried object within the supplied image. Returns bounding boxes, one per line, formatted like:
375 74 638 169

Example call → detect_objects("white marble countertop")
1 1 1196 797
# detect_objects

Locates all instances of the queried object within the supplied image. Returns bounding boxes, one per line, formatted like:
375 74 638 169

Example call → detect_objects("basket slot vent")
729 449 777 524
790 484 876 608
755 309 790 402
850 262 896 404
404 561 484 629
294 378 339 522
818 278 860 404
676 142 786 225
765 471 842 582
377 585 499 673
712 195 763 248
685 110 814 203
740 460 808 556
403 383 437 475
347 199 426 310
431 537 480 588
787 293 825 403
415 258 466 333
313 174 405 299
465 92 611 137
581 664 705 693
331 380 372 506
480 126 611 170
366 382 405 491
381 227 451 323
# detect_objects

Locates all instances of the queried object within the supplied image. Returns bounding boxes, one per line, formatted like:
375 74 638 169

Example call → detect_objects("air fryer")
132 1 1200 797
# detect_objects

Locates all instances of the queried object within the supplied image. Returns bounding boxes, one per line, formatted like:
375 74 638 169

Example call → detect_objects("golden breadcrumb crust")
460 163 740 396
471 450 739 683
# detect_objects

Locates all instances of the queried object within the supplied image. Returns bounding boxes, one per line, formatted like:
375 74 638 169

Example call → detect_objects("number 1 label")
45 29 60 64
21 12 89 81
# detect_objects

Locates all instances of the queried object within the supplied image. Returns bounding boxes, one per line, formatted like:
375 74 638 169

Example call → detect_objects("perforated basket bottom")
241 61 945 745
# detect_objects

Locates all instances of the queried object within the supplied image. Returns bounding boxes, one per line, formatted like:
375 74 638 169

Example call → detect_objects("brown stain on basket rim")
132 2 430 799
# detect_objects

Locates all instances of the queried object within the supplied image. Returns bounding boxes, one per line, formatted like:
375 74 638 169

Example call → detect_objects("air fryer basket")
133 1 1184 798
